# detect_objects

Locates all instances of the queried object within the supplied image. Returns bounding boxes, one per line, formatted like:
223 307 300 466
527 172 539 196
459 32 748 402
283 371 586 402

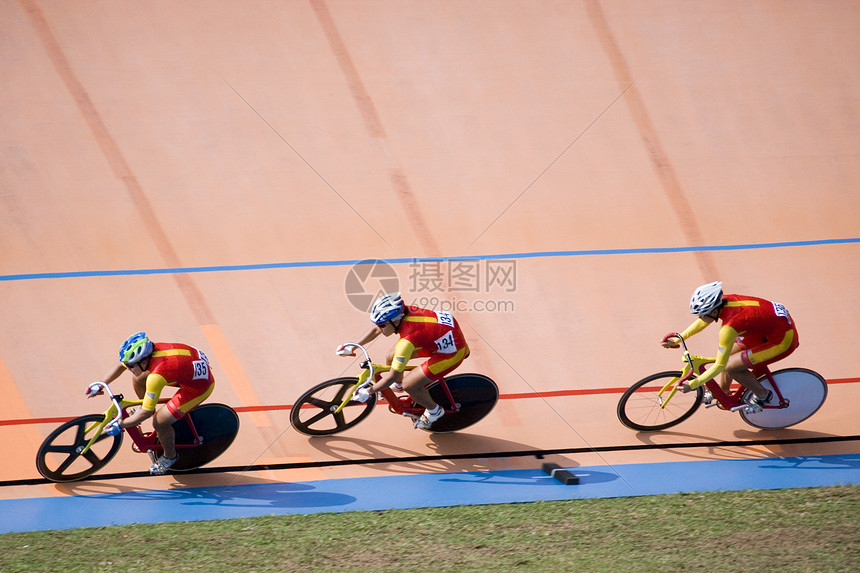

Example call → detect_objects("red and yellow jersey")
390 307 468 372
719 295 794 341
141 343 213 411
681 294 797 388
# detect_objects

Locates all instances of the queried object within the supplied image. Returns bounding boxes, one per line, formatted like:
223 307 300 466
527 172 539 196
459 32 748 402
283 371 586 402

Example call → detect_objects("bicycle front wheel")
617 371 702 431
171 404 240 471
290 377 377 436
423 374 499 433
740 368 828 430
36 414 123 482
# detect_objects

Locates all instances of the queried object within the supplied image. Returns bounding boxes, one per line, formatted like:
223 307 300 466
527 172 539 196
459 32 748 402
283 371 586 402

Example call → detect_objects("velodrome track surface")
1 0 859 532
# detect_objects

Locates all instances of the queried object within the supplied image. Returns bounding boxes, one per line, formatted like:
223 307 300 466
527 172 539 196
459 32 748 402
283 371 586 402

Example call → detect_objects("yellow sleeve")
142 373 168 411
689 325 739 388
679 318 710 340
390 339 416 372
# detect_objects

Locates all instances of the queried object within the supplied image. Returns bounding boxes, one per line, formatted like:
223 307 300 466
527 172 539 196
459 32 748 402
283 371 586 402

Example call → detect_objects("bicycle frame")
81 381 204 458
334 343 462 418
662 334 788 413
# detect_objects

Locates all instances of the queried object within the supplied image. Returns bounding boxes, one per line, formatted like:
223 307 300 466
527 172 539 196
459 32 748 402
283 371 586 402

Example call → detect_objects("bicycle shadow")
302 433 619 486
755 453 860 470
303 433 537 474
49 471 285 497
429 433 620 486
52 476 359 510
630 428 849 462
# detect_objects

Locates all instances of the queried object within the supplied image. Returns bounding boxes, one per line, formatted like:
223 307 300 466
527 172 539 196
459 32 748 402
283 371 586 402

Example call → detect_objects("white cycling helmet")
689 281 724 316
370 292 405 324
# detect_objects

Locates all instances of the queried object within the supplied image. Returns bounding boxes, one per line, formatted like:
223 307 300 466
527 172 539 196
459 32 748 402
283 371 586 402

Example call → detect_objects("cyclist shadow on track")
429 433 619 486
305 433 540 474
756 453 860 470
53 477 359 510
303 436 477 475
304 433 620 486
631 429 848 462
51 471 285 497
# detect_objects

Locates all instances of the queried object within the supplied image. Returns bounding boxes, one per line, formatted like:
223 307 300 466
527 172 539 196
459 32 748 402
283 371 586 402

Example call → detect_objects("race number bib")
434 331 457 354
435 311 455 328
192 349 210 380
772 302 791 324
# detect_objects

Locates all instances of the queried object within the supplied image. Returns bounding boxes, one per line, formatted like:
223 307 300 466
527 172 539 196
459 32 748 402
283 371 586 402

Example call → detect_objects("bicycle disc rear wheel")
617 371 703 431
171 404 240 471
422 374 499 433
740 368 827 429
290 377 377 436
35 414 123 482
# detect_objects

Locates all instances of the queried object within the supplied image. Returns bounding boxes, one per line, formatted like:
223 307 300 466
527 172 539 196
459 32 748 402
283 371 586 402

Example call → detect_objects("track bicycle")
290 343 498 436
617 333 827 432
36 381 239 482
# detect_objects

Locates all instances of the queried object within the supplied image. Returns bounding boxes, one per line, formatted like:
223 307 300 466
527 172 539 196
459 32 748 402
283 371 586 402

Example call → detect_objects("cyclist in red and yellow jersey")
338 293 470 429
85 332 215 474
662 282 799 410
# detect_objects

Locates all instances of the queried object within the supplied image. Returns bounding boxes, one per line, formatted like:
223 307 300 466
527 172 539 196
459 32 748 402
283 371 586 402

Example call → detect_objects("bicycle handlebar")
665 333 698 376
662 332 687 350
339 342 371 362
338 343 376 388
88 381 125 423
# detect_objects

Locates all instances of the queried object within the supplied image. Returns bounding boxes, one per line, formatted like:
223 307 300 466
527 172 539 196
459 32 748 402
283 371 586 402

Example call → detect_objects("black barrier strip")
7 434 858 488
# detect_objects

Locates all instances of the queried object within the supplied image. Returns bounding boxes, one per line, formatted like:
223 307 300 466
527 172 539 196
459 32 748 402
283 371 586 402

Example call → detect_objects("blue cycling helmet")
370 292 405 324
119 332 154 366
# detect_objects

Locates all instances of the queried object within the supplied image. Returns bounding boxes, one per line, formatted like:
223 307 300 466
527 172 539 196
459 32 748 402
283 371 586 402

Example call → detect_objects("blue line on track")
2 453 858 533
1 237 858 282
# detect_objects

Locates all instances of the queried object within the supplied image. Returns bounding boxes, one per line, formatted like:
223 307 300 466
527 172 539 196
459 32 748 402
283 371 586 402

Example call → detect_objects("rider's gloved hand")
661 333 681 348
678 381 694 393
104 419 123 436
336 344 355 357
85 382 103 397
353 387 372 403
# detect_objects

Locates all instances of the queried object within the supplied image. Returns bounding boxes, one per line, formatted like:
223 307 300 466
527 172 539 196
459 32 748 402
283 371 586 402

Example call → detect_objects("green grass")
1 485 858 572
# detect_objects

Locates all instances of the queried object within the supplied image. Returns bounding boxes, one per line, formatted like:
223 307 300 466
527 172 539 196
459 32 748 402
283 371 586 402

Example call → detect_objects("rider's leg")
154 383 213 460
403 348 469 409
401 368 439 411
729 330 798 402
718 344 746 393
153 408 180 459
718 369 732 394
724 354 770 400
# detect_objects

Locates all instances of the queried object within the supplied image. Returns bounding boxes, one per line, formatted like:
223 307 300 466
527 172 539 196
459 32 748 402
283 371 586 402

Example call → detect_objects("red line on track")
5 377 858 427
